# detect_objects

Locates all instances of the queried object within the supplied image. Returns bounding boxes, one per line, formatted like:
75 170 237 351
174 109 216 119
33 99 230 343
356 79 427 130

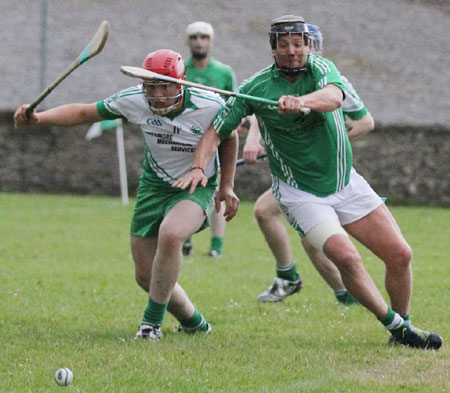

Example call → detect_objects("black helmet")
269 15 309 50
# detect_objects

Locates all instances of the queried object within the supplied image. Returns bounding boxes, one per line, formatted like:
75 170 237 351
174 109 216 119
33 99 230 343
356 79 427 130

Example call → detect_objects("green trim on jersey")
184 57 236 96
214 54 352 197
96 86 143 120
344 106 367 121
341 75 368 121
97 101 123 120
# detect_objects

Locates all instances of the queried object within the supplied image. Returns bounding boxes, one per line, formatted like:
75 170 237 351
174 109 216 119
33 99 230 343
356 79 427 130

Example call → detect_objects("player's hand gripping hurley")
121 66 311 114
24 21 109 120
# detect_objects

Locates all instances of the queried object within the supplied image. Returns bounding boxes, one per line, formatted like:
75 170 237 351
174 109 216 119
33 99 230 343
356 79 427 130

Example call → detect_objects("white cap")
186 21 214 40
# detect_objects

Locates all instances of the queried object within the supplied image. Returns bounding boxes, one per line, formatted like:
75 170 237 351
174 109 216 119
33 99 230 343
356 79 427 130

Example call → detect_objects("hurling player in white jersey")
14 49 239 340
242 23 375 305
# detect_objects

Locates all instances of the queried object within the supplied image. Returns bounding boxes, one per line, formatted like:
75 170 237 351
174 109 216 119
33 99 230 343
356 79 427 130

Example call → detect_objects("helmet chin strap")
274 57 307 77
277 65 307 76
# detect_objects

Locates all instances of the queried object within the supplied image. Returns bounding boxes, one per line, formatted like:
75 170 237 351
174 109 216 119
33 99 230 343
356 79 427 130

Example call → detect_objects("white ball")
54 368 73 387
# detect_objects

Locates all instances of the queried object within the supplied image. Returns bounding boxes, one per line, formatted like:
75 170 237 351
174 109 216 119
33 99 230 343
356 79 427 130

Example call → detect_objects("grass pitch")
1 192 449 392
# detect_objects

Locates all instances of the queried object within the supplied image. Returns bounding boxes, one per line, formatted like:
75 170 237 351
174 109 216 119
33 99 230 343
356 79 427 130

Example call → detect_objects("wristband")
190 166 205 175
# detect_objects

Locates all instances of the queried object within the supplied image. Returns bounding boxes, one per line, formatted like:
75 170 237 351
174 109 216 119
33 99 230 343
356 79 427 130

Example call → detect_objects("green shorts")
130 180 217 238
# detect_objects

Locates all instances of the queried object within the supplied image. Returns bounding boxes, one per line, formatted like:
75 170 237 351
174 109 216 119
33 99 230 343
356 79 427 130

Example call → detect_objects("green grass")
1 192 449 393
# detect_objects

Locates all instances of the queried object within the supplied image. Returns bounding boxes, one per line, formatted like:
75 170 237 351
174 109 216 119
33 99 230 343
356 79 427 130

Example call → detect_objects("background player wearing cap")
182 21 237 258
243 23 375 305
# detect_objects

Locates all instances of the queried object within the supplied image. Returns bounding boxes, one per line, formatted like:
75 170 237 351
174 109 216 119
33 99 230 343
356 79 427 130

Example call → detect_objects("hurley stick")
26 20 109 118
120 66 311 114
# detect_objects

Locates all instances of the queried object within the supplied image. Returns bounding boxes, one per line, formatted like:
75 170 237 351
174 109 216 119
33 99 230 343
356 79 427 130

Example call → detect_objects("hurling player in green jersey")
174 16 442 350
243 24 375 306
185 22 236 93
14 49 239 341
182 21 238 258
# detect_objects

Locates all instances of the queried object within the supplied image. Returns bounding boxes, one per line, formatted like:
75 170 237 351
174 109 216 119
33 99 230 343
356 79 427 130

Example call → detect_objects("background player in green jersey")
185 21 236 93
174 16 442 350
243 24 375 305
14 49 239 340
181 21 238 258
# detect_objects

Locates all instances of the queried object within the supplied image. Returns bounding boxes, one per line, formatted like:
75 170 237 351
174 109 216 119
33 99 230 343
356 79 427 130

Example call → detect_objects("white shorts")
272 168 383 237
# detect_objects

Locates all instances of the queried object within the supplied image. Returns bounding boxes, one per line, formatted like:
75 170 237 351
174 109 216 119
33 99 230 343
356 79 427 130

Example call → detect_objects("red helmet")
141 49 185 115
142 49 185 79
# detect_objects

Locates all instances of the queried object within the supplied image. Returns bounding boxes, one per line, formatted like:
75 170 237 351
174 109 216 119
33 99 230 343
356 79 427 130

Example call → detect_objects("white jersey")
98 86 225 185
341 75 367 119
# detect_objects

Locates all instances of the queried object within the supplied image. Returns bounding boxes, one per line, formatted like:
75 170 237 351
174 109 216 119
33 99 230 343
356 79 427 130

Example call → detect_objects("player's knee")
324 239 361 274
158 224 185 249
399 242 412 265
254 203 268 223
254 200 277 223
308 222 363 275
387 242 412 271
134 270 150 292
134 264 151 292
254 191 279 221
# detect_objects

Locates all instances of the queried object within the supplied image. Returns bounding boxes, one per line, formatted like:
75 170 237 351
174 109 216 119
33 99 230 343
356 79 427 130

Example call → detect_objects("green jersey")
184 57 236 95
341 75 368 120
214 54 352 197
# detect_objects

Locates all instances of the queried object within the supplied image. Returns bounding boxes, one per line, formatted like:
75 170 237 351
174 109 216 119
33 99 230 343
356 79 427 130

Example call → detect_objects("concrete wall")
1 111 449 206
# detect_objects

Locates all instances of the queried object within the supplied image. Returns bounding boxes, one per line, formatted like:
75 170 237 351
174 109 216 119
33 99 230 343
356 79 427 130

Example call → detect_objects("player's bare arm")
14 103 104 127
278 84 343 114
243 117 265 165
172 124 221 193
346 112 375 140
216 130 240 221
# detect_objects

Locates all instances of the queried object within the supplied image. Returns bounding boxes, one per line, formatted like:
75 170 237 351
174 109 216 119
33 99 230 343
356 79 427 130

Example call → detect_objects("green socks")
402 313 411 326
379 307 406 339
142 298 168 327
179 310 209 332
142 301 209 333
210 236 223 255
335 289 358 305
276 262 299 282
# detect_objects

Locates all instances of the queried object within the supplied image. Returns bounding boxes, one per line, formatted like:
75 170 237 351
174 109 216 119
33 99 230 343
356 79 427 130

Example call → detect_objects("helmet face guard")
141 49 185 115
269 15 310 76
142 81 184 116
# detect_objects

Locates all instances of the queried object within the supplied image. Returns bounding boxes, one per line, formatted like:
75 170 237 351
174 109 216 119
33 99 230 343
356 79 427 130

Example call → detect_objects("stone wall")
1 111 449 206
235 125 450 206
350 125 450 206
